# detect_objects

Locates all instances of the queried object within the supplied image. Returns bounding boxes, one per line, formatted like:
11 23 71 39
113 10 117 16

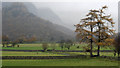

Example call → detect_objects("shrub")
77 46 79 48
51 43 56 51
42 43 48 52
59 43 64 50
59 40 65 50
65 40 73 50
65 43 71 50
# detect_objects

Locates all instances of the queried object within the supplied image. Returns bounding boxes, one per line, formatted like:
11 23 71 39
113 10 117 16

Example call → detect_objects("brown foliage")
75 5 115 56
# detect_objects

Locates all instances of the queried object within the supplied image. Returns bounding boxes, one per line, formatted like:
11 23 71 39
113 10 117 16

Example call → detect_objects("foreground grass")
2 57 119 66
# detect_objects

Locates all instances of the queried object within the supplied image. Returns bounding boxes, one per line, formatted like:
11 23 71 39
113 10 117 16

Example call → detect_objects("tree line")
2 35 37 47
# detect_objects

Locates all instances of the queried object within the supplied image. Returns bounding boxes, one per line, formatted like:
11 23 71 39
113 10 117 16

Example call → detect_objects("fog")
32 2 118 32
2 0 118 32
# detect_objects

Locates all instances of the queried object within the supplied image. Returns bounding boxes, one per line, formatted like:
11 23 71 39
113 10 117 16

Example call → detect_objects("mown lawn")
2 57 119 66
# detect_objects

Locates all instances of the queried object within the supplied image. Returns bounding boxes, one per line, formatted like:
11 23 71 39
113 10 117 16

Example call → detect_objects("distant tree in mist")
65 40 73 50
27 35 37 43
42 43 48 52
59 40 65 50
2 35 10 47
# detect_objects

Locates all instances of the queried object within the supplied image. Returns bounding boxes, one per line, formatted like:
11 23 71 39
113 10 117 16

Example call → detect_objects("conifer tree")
75 6 115 56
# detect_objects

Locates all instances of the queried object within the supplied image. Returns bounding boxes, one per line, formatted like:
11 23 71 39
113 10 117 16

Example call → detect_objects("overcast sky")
33 2 118 32
2 0 119 32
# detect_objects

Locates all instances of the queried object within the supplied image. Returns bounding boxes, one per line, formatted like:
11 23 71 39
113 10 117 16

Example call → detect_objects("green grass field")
2 51 66 56
51 52 117 57
2 43 113 50
2 51 117 57
2 57 119 66
2 43 116 57
2 43 118 66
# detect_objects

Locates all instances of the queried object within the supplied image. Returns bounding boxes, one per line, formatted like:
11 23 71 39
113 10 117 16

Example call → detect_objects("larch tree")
75 5 115 57
75 9 98 57
93 6 115 56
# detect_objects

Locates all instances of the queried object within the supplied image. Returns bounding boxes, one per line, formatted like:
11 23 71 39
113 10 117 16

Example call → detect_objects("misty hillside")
23 2 75 36
2 2 74 42
24 3 65 26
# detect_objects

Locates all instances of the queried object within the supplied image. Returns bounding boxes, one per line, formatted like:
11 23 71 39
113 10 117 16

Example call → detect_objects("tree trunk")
6 44 9 47
17 45 19 47
90 41 93 57
2 44 5 47
90 26 93 57
97 24 101 56
118 51 119 58
97 45 100 56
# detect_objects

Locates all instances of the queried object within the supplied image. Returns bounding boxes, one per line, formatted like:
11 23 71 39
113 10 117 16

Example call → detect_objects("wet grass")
2 43 113 50
2 57 119 66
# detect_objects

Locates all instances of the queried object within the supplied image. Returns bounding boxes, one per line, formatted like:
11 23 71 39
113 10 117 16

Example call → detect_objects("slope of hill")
24 3 65 26
2 2 73 42
23 2 75 37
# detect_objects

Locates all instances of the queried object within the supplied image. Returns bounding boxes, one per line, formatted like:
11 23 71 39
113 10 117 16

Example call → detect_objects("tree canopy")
75 5 115 56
